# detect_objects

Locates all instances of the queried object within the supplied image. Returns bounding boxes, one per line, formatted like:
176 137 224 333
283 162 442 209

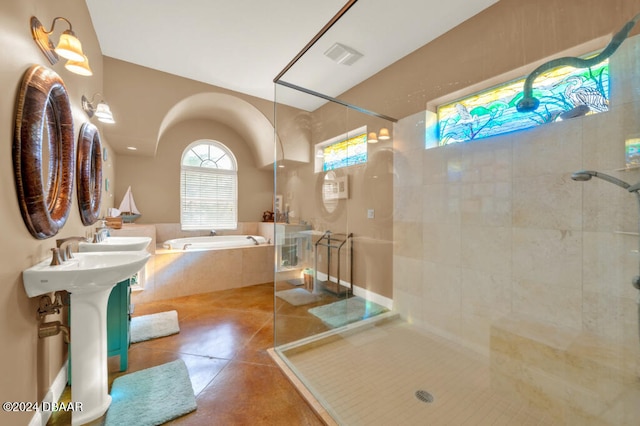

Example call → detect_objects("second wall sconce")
30 16 93 76
367 128 391 144
82 94 115 124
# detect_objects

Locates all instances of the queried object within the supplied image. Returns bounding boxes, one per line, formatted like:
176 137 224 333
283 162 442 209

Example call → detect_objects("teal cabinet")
107 278 131 371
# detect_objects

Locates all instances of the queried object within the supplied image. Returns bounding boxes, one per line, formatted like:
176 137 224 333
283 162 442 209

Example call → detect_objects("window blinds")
180 167 237 230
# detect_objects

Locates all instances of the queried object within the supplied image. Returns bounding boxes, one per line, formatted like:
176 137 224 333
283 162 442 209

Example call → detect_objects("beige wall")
389 0 640 371
103 57 313 226
382 1 640 420
116 118 273 224
275 0 640 302
275 111 395 299
3 0 640 423
0 1 113 424
339 0 640 121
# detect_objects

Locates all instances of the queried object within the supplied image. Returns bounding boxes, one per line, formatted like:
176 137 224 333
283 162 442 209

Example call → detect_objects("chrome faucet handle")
64 245 74 260
93 227 109 243
50 248 63 266
93 231 105 243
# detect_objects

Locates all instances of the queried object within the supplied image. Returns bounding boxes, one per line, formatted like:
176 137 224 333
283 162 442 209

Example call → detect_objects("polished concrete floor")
48 282 331 425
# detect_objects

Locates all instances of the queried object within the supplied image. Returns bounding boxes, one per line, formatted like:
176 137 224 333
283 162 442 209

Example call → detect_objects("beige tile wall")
127 222 272 303
393 35 640 421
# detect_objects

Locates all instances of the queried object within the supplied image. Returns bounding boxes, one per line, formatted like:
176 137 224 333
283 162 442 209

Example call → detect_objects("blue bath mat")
105 359 196 426
130 310 180 343
308 297 388 328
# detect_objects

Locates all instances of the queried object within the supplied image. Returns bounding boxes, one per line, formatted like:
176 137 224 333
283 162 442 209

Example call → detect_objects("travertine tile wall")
132 244 274 303
128 221 272 303
393 35 640 356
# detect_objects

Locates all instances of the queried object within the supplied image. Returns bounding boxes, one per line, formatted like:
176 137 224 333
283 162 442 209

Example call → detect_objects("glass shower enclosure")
272 1 640 424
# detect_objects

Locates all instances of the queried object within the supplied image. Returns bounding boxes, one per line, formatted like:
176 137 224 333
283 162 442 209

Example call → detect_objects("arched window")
180 140 237 230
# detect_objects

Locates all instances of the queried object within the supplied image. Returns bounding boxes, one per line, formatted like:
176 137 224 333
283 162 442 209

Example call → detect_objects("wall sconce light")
30 16 93 76
82 94 115 124
367 132 378 144
378 128 391 140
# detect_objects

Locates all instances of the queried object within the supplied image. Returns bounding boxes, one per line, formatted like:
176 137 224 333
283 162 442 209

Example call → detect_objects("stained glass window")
437 59 609 145
317 127 368 172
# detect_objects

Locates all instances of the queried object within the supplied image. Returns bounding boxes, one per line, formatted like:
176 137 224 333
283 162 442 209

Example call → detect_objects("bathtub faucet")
246 236 260 245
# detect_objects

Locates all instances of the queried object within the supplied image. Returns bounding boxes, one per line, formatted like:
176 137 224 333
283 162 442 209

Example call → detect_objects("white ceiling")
85 0 498 112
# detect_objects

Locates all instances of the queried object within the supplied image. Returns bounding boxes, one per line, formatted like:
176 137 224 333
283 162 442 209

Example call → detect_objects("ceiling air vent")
324 42 363 66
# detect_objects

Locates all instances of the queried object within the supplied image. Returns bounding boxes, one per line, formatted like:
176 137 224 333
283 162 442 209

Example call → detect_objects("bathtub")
134 233 274 304
162 235 268 250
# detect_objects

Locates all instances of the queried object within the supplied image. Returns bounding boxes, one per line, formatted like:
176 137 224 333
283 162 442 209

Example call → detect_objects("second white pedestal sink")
78 236 152 252
23 251 150 425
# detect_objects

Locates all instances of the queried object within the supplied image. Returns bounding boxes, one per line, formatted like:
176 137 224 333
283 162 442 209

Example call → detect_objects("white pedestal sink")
78 236 152 253
23 251 150 425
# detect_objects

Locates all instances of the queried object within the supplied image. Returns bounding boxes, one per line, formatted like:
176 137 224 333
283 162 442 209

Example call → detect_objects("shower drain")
415 390 434 403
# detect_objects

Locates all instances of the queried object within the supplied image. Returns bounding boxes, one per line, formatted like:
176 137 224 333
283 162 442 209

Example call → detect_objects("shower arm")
573 170 640 290
516 12 640 112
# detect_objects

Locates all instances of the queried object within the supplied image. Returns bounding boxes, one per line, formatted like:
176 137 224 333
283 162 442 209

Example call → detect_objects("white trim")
29 358 68 426
275 311 399 353
314 271 393 310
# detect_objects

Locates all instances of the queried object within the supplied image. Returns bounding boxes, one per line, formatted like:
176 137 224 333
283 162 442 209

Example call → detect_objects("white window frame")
180 140 238 230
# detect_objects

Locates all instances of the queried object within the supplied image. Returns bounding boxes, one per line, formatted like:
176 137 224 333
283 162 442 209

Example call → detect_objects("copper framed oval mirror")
13 65 74 239
77 122 103 225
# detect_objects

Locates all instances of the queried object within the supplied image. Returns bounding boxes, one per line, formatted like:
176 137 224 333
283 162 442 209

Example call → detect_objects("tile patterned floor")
284 319 554 426
48 282 326 426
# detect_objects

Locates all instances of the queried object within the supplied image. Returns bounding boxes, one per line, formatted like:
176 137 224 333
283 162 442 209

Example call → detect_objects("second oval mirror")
77 122 103 225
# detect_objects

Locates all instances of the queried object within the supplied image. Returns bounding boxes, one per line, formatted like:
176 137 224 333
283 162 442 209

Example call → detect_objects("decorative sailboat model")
118 186 141 223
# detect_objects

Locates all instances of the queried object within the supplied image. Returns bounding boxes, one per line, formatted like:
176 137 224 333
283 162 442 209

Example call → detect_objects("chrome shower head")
571 170 631 190
571 171 595 181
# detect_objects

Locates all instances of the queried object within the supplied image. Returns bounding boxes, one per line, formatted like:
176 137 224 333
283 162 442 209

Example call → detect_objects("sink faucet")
55 237 88 263
93 227 109 243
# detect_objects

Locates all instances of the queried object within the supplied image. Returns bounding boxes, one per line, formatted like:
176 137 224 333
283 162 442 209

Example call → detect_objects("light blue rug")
276 288 320 306
308 297 388 328
105 359 196 426
130 310 180 343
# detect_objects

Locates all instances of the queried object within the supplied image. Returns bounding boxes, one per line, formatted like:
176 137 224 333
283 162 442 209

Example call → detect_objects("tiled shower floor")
282 319 554 426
